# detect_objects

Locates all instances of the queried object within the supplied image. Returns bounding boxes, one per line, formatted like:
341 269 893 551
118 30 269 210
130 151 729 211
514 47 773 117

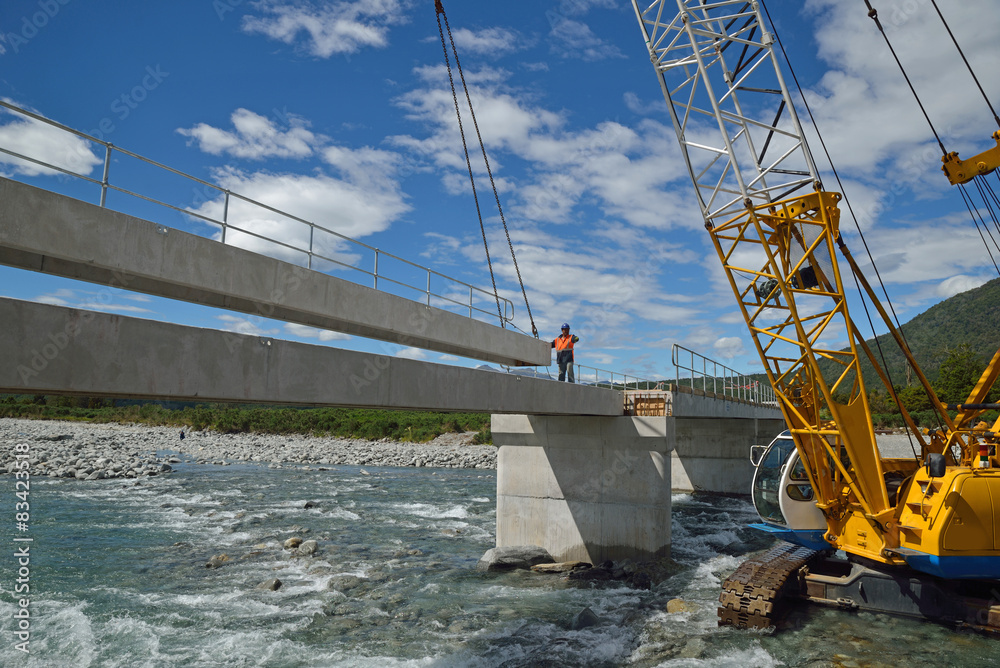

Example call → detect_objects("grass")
0 396 493 444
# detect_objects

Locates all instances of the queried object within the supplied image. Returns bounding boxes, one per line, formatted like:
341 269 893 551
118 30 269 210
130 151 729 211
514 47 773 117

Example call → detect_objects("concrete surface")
670 416 786 494
0 297 622 415
0 177 550 366
492 414 673 563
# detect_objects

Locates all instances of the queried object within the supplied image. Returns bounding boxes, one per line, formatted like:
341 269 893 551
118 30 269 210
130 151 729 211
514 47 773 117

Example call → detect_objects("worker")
551 323 580 383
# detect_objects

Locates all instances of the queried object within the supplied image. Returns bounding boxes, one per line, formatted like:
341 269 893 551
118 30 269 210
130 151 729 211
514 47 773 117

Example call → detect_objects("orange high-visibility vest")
554 334 575 351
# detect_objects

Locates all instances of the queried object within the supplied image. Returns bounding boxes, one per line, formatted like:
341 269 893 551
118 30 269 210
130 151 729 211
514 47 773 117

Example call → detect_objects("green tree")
898 384 932 412
934 344 987 404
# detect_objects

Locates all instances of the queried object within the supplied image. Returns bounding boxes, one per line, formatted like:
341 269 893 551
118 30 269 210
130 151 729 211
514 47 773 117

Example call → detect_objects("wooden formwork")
624 391 672 416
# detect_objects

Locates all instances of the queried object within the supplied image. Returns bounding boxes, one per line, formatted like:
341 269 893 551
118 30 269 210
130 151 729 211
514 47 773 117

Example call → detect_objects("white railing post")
100 144 112 207
221 190 230 244
308 224 314 270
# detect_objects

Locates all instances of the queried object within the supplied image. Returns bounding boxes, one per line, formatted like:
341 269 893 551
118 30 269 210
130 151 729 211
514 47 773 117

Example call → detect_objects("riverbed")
1 420 997 666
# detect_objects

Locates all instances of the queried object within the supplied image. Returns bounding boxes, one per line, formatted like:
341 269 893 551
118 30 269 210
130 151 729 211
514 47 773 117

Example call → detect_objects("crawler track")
718 541 818 629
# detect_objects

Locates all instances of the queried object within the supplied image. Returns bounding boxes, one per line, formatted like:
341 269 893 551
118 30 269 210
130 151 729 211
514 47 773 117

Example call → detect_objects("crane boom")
632 1 1000 630
632 0 895 561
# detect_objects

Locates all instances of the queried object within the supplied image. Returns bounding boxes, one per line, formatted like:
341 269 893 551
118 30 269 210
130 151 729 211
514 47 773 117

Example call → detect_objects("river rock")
205 554 230 568
572 606 602 630
284 537 304 550
530 561 592 573
256 578 282 591
296 540 319 556
326 575 364 592
476 545 555 572
667 598 696 614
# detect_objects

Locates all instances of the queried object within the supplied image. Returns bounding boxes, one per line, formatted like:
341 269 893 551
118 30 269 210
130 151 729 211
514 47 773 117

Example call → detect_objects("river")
2 459 997 667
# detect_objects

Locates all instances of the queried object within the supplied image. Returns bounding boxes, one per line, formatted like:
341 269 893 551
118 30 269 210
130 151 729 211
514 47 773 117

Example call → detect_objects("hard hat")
561 323 570 329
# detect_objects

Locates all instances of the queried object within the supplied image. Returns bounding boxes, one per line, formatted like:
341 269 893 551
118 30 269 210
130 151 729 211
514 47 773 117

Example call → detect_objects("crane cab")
749 431 829 551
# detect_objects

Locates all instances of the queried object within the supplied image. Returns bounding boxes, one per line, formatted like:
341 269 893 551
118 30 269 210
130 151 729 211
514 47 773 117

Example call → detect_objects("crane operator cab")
748 431 830 552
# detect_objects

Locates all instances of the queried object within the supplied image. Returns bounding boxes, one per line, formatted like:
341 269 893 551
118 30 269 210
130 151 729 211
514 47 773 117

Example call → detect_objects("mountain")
822 276 1000 388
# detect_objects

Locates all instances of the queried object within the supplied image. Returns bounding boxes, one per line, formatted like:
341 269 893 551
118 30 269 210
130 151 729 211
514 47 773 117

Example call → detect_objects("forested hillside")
833 276 1000 387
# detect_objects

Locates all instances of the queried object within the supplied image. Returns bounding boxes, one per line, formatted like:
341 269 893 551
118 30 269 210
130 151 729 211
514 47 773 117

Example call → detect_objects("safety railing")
0 100 515 326
514 359 656 391
671 344 776 406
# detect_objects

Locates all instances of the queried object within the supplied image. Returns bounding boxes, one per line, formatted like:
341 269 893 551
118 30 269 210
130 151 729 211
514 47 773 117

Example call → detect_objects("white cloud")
284 322 350 341
623 91 665 116
395 346 427 360
33 288 154 315
547 16 624 62
177 108 320 160
800 1 1000 195
242 0 411 57
217 314 279 336
0 102 101 177
935 274 990 299
713 336 746 360
186 162 409 264
391 67 695 231
451 27 523 57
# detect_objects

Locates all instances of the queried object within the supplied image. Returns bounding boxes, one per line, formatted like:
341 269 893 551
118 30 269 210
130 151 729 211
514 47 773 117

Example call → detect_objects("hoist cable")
929 0 1000 128
435 1 538 337
983 178 1000 243
960 182 1000 276
434 3 503 327
862 1 947 156
972 178 1000 259
763 3 922 458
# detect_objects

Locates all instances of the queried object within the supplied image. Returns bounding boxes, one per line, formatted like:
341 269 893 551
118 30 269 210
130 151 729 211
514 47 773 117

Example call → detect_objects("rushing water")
3 458 999 667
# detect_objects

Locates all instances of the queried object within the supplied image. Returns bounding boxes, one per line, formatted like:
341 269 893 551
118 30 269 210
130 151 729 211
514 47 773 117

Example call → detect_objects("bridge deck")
0 178 550 367
0 297 621 415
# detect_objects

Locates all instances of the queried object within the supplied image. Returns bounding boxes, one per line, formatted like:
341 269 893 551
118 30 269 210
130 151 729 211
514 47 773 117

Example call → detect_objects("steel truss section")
631 0 822 228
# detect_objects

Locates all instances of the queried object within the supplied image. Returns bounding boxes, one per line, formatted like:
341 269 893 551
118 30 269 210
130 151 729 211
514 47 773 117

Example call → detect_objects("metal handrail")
671 344 776 406
0 100 515 325
517 359 656 391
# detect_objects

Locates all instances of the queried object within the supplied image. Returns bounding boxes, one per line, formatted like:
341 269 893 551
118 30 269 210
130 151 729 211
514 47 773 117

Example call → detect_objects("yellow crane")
632 0 1000 631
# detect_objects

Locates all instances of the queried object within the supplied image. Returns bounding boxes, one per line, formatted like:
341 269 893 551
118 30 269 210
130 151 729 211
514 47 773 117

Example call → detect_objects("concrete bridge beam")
0 177 551 367
0 297 622 415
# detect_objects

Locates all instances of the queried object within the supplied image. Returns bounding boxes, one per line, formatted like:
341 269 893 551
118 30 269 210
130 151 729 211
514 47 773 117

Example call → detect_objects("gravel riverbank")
0 418 496 480
1 417 924 482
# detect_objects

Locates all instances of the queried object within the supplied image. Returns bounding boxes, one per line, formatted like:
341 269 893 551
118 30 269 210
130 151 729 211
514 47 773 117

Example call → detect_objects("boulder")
296 540 319 556
283 537 304 550
256 578 282 591
476 545 555 572
572 606 602 630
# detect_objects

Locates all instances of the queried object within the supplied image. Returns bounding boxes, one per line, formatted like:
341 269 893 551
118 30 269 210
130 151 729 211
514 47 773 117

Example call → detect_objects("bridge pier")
491 403 785 563
492 414 672 564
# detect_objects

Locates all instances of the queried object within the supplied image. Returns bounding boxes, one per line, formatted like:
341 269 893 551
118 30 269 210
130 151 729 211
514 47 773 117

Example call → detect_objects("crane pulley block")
941 130 1000 185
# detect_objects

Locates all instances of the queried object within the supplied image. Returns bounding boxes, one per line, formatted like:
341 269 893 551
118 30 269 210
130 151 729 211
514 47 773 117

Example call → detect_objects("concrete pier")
670 415 784 494
492 400 783 563
492 414 672 564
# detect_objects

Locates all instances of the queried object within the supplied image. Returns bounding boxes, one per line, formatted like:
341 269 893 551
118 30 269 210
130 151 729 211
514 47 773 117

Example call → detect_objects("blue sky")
1 0 998 382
